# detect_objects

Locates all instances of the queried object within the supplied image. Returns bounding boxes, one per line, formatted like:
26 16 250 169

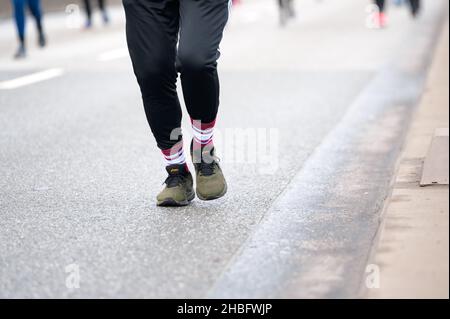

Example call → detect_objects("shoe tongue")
202 147 214 158
204 146 217 163
166 164 186 176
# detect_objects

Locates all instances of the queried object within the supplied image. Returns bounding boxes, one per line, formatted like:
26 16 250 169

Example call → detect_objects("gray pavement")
0 0 447 298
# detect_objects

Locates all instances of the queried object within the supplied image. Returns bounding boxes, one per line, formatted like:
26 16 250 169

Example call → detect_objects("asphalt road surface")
0 0 447 298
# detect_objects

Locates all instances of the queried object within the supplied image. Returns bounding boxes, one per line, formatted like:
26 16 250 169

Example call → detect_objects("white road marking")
97 48 129 62
0 68 64 90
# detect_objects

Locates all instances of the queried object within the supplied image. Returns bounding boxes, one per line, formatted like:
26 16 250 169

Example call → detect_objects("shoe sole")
197 183 228 201
157 192 195 207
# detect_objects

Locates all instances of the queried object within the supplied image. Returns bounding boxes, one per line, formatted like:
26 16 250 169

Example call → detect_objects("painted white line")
97 48 129 62
0 68 64 90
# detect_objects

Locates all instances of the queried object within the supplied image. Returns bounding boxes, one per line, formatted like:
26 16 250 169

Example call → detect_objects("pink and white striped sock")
191 119 216 150
161 141 188 170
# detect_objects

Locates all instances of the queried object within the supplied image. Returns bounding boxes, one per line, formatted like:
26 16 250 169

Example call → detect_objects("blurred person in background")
374 0 387 28
123 0 229 207
11 0 46 59
279 0 295 26
408 0 421 17
83 0 110 28
373 0 421 28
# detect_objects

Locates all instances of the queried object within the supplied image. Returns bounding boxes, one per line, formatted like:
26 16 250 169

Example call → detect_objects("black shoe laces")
164 174 186 188
198 161 216 176
198 154 221 176
190 143 220 177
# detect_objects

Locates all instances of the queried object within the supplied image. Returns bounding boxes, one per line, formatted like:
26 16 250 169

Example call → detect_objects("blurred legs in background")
83 0 109 28
373 0 387 28
278 0 295 27
375 0 386 12
409 0 421 17
12 0 46 59
374 0 421 28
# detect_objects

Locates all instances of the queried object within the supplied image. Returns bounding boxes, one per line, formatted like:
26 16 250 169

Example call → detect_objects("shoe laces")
164 174 186 188
198 156 220 177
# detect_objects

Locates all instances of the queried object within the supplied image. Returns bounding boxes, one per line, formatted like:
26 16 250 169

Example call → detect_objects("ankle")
162 141 187 168
166 163 190 176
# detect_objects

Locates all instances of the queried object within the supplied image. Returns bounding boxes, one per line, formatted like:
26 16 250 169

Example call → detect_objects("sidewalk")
367 20 449 299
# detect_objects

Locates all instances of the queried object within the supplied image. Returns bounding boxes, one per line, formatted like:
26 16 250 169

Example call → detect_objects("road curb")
208 4 448 299
366 19 449 299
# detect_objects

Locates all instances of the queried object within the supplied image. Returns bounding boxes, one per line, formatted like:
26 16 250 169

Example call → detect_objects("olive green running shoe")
191 142 227 201
157 164 195 207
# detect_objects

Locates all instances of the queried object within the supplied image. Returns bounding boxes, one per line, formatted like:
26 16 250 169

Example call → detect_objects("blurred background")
0 0 122 17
